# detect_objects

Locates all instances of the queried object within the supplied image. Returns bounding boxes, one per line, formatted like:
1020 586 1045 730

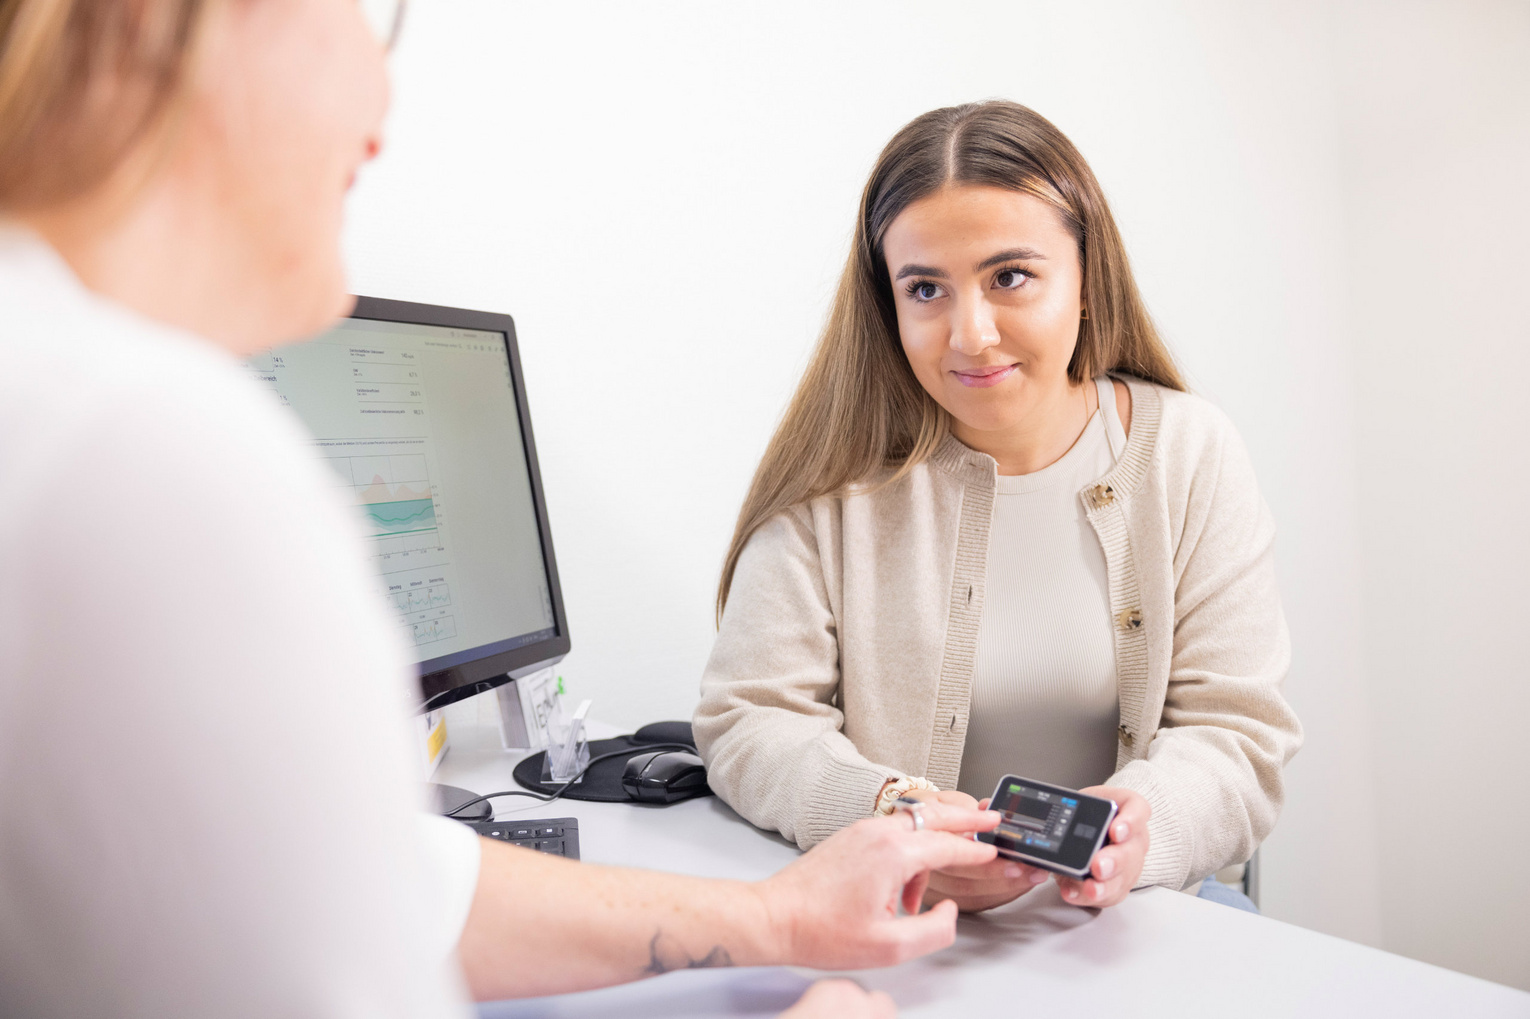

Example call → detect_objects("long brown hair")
717 99 1185 619
0 0 216 210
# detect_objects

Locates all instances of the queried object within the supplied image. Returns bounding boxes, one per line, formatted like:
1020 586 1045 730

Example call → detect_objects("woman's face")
883 185 1085 437
184 0 391 344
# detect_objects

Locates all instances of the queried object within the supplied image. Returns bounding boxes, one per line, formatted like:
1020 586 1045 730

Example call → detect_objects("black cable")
443 742 698 818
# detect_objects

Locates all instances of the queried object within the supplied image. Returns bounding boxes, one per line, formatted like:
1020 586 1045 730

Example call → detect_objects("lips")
952 364 1018 388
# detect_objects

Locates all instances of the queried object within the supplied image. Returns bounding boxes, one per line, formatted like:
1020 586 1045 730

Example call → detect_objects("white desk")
436 722 1530 1019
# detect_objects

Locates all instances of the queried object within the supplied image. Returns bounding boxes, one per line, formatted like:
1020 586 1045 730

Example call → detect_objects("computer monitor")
246 296 570 712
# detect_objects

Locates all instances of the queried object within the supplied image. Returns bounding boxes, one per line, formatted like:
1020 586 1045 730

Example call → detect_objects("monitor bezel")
347 295 571 712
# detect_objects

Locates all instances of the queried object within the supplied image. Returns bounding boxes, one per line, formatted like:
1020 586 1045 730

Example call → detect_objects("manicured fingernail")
1093 883 1104 901
1097 856 1114 879
1115 823 1128 840
1004 863 1024 879
1030 869 1048 884
1064 887 1076 899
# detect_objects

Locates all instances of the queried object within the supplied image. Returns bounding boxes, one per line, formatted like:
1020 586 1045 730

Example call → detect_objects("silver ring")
894 796 925 832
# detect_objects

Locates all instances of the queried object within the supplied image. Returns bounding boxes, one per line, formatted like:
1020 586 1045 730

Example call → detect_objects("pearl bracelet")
874 776 937 815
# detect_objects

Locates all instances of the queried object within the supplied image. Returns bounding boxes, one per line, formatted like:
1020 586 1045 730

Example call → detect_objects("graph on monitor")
347 454 438 537
317 444 460 650
322 450 447 561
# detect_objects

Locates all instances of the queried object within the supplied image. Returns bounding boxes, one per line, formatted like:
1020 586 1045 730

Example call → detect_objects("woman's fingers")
1092 847 1122 881
897 831 997 876
1064 873 1128 906
934 856 1049 884
884 898 962 961
927 871 1032 898
932 789 980 810
924 856 1050 913
900 788 981 812
896 800 1001 836
1002 860 1051 883
1057 850 1134 907
940 855 1026 880
901 871 931 915
1062 787 1150 908
1058 873 1122 906
927 886 1043 914
1079 785 1150 844
1056 875 1093 905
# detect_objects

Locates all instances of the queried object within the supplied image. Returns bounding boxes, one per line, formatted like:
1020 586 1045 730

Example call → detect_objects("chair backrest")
1212 850 1260 909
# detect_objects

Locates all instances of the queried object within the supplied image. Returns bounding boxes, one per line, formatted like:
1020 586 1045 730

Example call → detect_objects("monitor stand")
429 782 491 822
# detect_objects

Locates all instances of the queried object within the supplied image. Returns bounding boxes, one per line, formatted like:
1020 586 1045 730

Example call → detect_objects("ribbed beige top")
957 377 1128 799
695 376 1303 890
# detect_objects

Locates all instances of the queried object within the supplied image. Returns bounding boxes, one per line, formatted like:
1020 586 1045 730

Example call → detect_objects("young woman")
695 100 1303 914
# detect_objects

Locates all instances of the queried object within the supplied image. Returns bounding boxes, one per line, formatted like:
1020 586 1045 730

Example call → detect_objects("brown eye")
912 282 943 301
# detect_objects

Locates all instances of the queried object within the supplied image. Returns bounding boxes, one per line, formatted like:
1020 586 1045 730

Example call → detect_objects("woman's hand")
1054 786 1151 909
779 979 895 1019
905 790 1052 914
756 799 1001 969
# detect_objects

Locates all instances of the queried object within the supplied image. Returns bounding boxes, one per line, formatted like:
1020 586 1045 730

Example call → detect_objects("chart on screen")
312 443 460 648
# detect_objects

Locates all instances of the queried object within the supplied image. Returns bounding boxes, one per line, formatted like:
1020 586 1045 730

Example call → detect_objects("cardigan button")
1090 483 1115 507
1118 725 1134 748
1116 608 1143 631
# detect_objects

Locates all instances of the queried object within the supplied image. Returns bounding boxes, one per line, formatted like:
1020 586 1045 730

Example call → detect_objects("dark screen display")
1013 796 1053 822
978 775 1116 874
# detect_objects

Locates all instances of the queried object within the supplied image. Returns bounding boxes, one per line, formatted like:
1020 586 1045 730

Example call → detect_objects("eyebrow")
893 247 1049 281
975 247 1048 271
894 263 946 281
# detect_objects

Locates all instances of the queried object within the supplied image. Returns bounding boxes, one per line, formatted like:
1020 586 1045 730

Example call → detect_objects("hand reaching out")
755 799 1001 969
904 790 1053 913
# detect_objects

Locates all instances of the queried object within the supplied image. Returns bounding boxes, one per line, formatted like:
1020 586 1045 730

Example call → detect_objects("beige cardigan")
694 377 1303 891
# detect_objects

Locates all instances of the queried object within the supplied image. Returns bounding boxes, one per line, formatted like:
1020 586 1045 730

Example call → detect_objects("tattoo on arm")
642 930 734 976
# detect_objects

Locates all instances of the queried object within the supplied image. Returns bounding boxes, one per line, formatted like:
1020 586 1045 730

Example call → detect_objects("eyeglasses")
360 0 408 52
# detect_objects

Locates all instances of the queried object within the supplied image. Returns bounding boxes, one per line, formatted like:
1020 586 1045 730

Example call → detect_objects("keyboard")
464 817 580 859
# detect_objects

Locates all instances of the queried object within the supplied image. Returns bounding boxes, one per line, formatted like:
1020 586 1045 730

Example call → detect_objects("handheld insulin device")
976 775 1118 880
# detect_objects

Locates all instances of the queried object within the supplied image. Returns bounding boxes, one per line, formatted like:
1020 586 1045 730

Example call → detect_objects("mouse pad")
512 735 715 803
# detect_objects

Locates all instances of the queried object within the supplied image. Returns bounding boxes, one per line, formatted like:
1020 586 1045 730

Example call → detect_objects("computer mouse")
621 749 711 804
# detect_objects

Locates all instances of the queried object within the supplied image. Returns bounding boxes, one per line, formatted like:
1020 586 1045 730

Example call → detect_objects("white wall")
1332 0 1530 990
345 0 1526 990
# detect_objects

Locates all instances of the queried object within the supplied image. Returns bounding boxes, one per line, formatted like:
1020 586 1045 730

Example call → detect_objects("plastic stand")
544 697 592 783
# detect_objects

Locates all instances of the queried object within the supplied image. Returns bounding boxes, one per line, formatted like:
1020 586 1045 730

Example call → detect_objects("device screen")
985 776 1116 873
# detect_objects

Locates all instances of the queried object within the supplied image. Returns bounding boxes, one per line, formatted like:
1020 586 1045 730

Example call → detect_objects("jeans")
1196 876 1260 913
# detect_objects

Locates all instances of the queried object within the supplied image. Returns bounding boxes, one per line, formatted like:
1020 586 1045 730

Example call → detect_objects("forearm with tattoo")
458 838 776 1001
641 930 734 976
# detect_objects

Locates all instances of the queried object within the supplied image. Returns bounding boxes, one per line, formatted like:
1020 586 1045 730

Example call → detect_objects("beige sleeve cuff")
1106 760 1194 891
792 739 907 849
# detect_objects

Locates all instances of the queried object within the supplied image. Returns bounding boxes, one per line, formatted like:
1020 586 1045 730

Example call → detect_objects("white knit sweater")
693 376 1303 891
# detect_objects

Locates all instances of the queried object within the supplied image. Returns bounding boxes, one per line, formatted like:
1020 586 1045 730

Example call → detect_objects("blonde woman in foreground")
695 100 1302 915
0 3 1002 1016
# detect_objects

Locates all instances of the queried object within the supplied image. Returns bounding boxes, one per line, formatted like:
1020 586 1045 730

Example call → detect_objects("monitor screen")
245 297 568 708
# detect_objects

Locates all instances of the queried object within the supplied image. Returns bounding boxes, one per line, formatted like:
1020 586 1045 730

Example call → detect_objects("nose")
949 295 1001 356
